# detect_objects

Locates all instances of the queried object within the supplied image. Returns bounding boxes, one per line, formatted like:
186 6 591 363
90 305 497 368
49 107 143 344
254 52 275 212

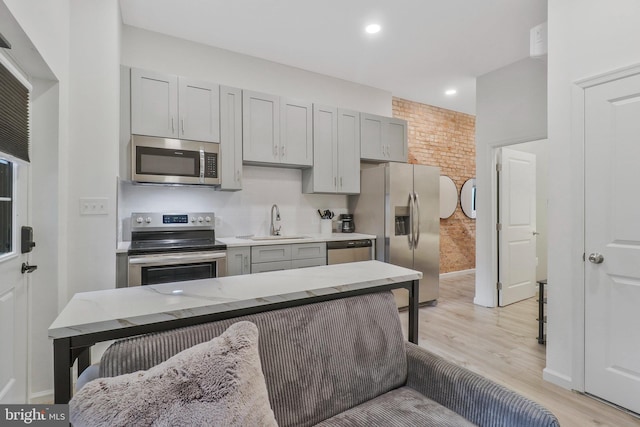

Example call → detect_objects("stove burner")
128 212 226 255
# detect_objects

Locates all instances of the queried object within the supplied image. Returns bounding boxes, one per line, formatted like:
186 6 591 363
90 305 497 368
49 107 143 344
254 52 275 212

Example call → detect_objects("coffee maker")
340 214 355 233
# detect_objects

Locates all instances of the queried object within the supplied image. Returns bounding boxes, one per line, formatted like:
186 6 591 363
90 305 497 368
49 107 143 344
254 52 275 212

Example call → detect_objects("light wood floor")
399 272 640 427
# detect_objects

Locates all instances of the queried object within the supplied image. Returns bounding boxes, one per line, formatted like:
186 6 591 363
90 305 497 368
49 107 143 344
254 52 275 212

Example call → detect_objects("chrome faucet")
270 204 281 236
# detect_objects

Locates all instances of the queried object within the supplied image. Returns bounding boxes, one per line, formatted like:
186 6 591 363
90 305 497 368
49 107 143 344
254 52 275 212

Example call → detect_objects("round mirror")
439 175 458 219
460 178 476 219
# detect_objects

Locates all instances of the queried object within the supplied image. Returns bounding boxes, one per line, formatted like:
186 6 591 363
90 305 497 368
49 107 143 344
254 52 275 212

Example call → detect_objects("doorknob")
588 253 604 264
533 231 540 236
21 262 38 274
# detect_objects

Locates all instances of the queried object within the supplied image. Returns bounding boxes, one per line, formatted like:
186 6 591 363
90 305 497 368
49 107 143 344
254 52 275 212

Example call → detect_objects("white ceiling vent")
530 22 547 58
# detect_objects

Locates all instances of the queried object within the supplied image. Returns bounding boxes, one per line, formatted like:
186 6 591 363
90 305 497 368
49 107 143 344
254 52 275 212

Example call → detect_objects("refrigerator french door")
350 162 439 307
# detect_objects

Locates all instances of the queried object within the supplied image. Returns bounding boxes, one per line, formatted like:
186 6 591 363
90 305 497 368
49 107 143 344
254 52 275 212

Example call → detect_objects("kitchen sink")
250 235 309 241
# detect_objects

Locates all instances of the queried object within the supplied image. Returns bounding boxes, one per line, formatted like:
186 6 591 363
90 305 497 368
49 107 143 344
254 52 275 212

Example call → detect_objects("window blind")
0 61 29 162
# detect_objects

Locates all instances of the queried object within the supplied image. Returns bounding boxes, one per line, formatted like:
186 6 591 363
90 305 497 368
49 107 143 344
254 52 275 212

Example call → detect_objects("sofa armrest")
405 342 559 427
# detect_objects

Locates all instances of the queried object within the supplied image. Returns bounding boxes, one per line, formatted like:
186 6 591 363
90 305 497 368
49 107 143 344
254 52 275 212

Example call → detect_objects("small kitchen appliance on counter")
340 214 355 233
127 212 227 286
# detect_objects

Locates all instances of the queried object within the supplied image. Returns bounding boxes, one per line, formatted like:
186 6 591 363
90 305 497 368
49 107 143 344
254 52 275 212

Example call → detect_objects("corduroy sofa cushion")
98 292 407 427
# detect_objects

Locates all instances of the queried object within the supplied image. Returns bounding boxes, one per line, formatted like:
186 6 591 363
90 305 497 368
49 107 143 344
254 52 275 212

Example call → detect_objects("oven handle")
128 252 227 267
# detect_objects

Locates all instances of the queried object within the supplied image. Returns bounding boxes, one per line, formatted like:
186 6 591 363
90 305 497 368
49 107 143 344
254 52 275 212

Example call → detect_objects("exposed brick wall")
392 97 476 273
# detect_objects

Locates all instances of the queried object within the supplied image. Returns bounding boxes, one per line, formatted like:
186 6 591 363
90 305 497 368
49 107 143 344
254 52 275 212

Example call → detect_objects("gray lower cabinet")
226 247 251 276
116 252 128 288
251 242 326 273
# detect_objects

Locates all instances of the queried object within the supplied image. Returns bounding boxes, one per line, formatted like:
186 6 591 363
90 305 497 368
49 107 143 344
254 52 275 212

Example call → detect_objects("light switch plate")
80 197 108 215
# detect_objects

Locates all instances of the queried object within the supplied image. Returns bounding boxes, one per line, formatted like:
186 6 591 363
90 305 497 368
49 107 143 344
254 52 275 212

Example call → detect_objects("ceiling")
120 0 547 115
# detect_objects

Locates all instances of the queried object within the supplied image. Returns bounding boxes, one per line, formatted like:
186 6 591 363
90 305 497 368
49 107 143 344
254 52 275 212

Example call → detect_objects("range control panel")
131 212 215 230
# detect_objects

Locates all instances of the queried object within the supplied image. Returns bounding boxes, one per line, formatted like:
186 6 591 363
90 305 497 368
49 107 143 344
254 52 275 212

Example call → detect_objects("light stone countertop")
116 232 376 253
49 260 420 340
218 232 376 247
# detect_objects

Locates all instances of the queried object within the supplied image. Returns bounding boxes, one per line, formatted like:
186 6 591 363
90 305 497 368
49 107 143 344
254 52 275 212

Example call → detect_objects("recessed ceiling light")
365 24 381 34
445 89 457 96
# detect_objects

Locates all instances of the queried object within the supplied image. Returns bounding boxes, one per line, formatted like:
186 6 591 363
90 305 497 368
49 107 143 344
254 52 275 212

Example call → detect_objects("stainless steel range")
127 212 227 286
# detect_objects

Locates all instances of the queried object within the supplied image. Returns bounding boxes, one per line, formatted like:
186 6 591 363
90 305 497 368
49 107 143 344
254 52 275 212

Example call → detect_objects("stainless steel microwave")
131 135 220 185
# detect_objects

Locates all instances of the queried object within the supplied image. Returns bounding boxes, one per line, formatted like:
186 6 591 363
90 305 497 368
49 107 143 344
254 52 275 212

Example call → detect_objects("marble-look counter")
49 260 419 340
218 232 376 247
51 260 421 403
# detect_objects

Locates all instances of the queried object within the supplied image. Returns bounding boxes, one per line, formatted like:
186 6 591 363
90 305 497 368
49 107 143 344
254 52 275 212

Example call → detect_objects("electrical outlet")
214 216 222 227
80 197 108 215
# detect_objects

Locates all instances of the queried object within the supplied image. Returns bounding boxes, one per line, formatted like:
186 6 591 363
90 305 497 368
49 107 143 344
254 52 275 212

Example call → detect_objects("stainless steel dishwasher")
326 239 373 264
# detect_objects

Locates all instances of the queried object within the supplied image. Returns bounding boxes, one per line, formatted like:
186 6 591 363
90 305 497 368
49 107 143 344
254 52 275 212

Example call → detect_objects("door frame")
569 63 640 393
474 137 545 309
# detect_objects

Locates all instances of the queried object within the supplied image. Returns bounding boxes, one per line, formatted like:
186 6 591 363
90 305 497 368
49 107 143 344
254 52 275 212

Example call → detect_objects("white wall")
4 0 71 403
5 0 121 401
65 0 120 299
475 57 547 307
507 139 548 282
546 0 640 389
118 26 393 240
120 167 349 239
121 26 392 116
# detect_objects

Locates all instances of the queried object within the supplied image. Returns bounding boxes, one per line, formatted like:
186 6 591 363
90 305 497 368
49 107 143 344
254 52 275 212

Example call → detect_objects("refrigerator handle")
408 192 415 249
414 192 421 248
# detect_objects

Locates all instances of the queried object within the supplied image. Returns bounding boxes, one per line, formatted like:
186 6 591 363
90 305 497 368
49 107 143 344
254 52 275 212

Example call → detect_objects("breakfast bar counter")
49 260 422 403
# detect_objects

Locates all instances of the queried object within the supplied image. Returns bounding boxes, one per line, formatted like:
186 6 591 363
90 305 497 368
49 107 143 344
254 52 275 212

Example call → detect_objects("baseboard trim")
543 368 572 390
440 268 476 279
29 389 54 404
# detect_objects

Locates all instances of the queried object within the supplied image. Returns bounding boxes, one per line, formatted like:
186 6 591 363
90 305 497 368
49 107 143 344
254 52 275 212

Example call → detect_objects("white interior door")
498 147 537 306
584 72 640 414
0 157 29 403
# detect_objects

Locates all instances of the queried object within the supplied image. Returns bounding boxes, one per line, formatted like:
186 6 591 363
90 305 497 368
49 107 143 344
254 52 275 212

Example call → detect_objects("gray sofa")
85 291 559 426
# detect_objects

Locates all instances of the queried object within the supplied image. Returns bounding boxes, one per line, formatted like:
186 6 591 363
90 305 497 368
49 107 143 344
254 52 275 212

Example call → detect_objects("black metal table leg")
77 347 91 375
53 338 71 404
408 279 419 344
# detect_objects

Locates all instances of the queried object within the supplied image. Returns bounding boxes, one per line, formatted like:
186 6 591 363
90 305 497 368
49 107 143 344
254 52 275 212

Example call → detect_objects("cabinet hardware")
181 118 184 135
171 117 175 133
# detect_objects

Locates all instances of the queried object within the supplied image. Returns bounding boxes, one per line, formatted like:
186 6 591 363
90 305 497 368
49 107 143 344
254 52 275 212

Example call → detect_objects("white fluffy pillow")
70 321 278 427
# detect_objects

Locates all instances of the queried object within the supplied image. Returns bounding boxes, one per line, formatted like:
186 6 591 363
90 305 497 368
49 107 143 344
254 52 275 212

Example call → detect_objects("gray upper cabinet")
243 90 280 163
280 98 313 166
302 106 360 194
131 68 178 138
360 113 407 163
220 86 243 190
337 108 361 193
242 90 312 167
131 68 220 143
178 78 220 142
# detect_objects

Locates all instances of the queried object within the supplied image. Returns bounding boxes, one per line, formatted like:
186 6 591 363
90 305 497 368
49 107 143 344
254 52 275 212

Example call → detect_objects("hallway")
400 272 640 427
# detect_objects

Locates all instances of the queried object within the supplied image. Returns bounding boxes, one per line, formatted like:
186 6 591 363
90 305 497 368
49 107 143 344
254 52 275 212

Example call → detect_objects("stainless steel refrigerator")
349 163 440 308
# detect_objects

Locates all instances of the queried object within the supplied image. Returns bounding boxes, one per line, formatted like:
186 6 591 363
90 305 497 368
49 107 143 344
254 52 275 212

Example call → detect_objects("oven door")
128 251 227 286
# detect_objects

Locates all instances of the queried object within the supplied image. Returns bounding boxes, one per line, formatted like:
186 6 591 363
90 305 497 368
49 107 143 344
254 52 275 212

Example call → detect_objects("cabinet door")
251 260 292 273
243 90 280 164
291 242 326 260
220 86 243 190
251 244 291 263
280 98 313 166
131 68 178 138
386 118 408 162
178 77 220 143
311 104 338 192
227 247 250 276
360 113 384 161
337 109 361 194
